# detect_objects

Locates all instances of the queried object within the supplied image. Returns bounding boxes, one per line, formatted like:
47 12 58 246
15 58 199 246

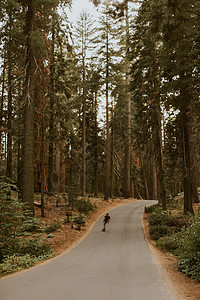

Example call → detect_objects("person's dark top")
104 213 110 223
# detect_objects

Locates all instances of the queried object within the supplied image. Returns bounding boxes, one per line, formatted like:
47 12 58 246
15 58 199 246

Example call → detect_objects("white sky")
68 0 100 22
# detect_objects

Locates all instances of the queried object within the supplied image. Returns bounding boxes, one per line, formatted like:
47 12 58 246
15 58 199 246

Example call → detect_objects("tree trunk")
182 112 194 214
152 157 157 200
104 22 110 200
41 105 45 217
82 56 86 197
0 48 6 159
123 0 131 198
48 26 55 193
94 91 98 197
22 1 36 216
55 122 61 193
6 21 12 179
110 101 114 200
60 161 66 193
140 152 149 200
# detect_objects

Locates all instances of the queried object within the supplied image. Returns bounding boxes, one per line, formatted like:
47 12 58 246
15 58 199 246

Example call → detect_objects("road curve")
0 200 173 300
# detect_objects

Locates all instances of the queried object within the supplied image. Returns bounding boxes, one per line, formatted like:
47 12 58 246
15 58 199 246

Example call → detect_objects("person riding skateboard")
102 212 110 231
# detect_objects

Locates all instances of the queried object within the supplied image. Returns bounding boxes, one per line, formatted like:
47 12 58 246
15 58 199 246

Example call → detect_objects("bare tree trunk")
123 0 131 198
0 48 6 160
6 20 12 179
182 111 194 214
55 122 61 193
82 56 86 197
41 104 45 217
48 26 55 193
140 152 149 199
94 91 98 197
60 161 66 193
110 101 114 200
152 158 157 200
22 1 36 216
104 21 110 200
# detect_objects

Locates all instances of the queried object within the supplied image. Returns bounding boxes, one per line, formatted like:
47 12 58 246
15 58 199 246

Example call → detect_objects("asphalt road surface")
0 200 174 300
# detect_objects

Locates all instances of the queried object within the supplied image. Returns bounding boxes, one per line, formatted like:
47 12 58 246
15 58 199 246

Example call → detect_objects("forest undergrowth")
145 199 200 282
0 182 133 277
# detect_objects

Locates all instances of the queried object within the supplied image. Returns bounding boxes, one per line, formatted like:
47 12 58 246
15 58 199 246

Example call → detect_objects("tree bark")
152 157 157 200
48 26 55 193
104 20 110 200
182 112 194 214
123 0 131 198
82 56 86 197
94 91 99 197
0 48 6 159
41 105 45 217
55 122 61 193
6 20 13 179
22 0 36 215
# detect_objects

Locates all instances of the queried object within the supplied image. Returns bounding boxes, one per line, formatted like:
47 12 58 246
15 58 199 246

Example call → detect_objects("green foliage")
149 212 176 227
21 217 42 232
0 252 55 277
71 213 88 225
178 258 200 281
157 236 180 253
30 32 45 58
149 225 172 241
19 237 52 257
44 220 61 233
47 233 54 238
151 210 200 281
0 180 24 260
177 213 200 281
0 179 54 276
144 204 162 214
76 198 97 214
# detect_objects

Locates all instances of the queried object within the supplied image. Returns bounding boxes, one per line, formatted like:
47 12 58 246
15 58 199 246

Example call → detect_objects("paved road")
0 200 173 300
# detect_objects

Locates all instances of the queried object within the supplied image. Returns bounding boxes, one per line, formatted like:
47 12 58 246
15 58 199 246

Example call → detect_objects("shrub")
76 198 97 214
0 252 55 277
0 179 24 261
21 217 42 233
44 220 61 234
149 212 176 227
171 214 191 231
178 258 200 281
71 213 87 225
157 236 179 253
149 225 172 240
144 204 162 214
19 237 52 256
177 213 200 281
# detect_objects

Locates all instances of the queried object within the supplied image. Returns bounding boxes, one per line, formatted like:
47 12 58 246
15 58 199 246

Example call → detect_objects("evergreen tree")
74 11 97 196
160 0 198 213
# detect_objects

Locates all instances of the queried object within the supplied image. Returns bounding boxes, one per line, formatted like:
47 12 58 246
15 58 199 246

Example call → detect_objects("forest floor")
34 195 200 300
